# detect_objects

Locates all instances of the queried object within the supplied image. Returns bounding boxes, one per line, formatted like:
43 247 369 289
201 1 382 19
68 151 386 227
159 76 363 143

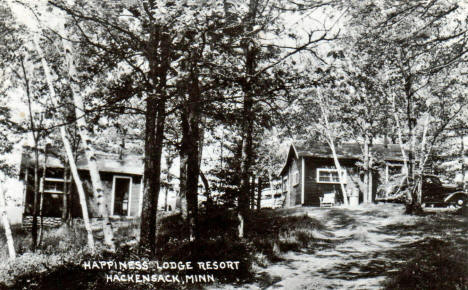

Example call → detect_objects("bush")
0 207 326 289
383 238 468 290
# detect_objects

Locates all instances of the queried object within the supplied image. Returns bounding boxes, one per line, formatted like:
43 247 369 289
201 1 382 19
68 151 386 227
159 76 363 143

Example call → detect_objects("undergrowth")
383 238 468 290
0 207 325 289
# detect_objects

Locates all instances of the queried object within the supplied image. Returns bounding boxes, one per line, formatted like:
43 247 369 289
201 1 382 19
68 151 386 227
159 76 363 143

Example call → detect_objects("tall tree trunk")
368 164 373 203
32 35 95 250
61 38 115 249
38 144 48 247
178 151 188 219
238 93 253 237
62 166 69 221
250 176 256 210
164 187 169 211
164 154 174 212
328 139 349 206
180 65 202 242
461 133 467 191
31 146 39 251
391 93 409 175
0 181 15 260
256 177 262 210
198 124 212 209
139 25 170 253
237 0 258 239
404 76 421 214
363 139 369 204
200 171 211 208
364 137 373 203
67 173 74 224
317 90 349 205
140 97 165 254
63 132 95 249
416 114 430 206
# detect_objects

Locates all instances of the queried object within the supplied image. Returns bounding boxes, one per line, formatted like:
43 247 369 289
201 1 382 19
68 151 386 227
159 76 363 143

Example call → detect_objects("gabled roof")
20 151 143 176
294 142 404 161
280 142 405 176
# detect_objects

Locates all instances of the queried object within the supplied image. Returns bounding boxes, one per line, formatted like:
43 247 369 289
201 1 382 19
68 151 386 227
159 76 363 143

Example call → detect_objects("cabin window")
282 177 288 192
39 177 70 217
41 177 70 194
112 176 133 216
293 171 300 186
316 168 347 184
388 164 403 176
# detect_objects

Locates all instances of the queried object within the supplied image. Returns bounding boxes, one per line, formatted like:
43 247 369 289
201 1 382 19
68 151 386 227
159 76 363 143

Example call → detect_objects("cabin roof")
279 142 405 176
20 151 143 176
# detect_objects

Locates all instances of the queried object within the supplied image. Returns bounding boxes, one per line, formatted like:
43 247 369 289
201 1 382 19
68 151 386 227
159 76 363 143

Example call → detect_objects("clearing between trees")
226 204 468 290
0 204 466 289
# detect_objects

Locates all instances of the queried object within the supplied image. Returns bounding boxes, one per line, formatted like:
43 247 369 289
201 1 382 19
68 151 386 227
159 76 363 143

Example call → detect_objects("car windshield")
425 176 441 185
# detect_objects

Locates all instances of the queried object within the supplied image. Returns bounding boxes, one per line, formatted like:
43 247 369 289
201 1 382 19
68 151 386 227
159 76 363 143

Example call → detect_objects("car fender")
444 191 468 203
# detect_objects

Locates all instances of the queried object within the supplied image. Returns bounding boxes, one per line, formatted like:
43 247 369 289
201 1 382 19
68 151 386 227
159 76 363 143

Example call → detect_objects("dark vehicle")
380 174 467 208
421 175 467 208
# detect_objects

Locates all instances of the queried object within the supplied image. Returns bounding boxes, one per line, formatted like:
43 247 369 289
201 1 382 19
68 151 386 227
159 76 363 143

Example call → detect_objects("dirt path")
214 204 467 290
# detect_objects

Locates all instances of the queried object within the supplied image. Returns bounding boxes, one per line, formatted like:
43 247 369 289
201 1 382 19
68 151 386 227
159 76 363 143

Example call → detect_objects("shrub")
0 206 326 288
383 238 468 290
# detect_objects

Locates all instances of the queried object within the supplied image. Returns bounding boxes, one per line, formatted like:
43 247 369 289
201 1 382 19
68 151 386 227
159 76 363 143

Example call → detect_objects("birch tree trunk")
31 146 39 250
0 182 15 260
62 167 69 221
61 38 115 249
318 93 349 205
404 75 421 214
461 133 467 191
61 131 95 250
416 114 431 205
328 139 349 206
368 159 373 203
363 140 369 204
38 144 48 247
32 35 95 250
391 93 409 175
363 137 374 203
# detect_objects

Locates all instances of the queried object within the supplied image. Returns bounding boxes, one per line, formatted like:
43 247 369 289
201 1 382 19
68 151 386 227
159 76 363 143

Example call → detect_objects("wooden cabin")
19 151 144 225
279 143 405 207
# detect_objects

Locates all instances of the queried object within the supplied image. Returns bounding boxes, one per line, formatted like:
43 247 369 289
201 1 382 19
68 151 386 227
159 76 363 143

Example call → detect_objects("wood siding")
282 156 302 207
23 167 142 218
303 158 357 206
129 176 142 216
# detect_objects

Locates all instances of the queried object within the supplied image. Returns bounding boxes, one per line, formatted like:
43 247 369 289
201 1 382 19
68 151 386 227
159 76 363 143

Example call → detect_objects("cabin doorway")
112 176 132 216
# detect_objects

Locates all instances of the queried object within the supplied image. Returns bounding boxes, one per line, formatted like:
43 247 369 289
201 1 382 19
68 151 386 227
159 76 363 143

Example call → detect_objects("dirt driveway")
217 204 467 289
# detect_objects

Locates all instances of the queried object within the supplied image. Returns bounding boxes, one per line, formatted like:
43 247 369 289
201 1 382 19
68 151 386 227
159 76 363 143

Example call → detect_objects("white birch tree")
0 180 15 260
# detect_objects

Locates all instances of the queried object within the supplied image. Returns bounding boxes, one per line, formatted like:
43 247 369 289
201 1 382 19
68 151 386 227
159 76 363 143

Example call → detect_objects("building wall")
285 157 302 207
23 167 143 218
129 176 142 216
80 172 142 217
303 157 357 206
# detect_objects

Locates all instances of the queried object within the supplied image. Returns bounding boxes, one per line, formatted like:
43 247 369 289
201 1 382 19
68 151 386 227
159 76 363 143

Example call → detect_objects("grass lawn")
0 204 467 289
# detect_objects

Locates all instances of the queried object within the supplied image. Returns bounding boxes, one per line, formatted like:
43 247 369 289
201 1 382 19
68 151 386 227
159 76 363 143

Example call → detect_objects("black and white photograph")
0 0 467 289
